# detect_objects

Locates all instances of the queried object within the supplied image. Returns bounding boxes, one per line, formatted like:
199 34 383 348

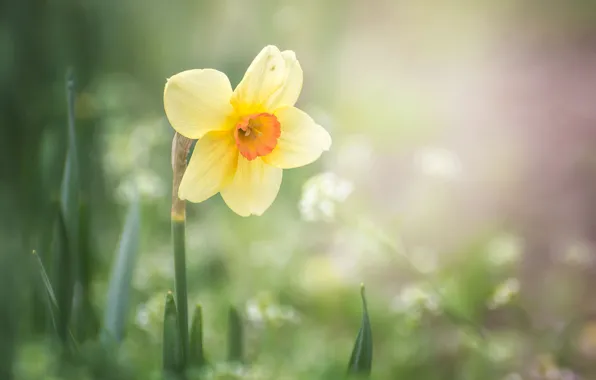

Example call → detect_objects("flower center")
234 113 281 161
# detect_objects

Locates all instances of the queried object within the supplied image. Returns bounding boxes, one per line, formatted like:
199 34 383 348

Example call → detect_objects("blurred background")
3 0 596 378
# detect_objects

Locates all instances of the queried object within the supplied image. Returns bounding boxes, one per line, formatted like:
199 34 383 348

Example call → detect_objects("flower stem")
171 132 193 369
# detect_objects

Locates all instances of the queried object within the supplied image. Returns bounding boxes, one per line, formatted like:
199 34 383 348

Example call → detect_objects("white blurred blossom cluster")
299 172 353 222
488 278 520 309
529 354 580 380
530 368 579 380
488 234 523 267
391 283 441 318
134 293 168 340
134 251 174 290
485 336 519 363
103 118 169 203
413 146 462 180
245 293 300 327
559 240 594 267
199 363 269 380
502 357 579 380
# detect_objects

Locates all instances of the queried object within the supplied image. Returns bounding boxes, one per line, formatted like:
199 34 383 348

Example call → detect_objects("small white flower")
245 299 265 324
488 278 520 309
135 304 150 328
116 170 166 203
414 147 462 180
299 172 353 222
391 283 441 315
560 241 594 266
134 293 170 341
202 363 272 380
245 294 300 327
488 234 523 266
134 252 174 289
486 337 516 362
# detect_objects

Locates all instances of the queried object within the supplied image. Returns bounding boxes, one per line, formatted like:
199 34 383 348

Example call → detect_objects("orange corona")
234 113 281 160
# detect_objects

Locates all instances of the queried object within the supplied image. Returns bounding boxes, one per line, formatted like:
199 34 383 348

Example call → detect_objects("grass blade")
101 192 140 344
227 306 243 363
33 247 79 351
55 209 73 347
347 284 373 377
189 304 206 369
61 68 79 211
32 250 59 309
163 291 181 374
60 68 80 267
32 250 59 330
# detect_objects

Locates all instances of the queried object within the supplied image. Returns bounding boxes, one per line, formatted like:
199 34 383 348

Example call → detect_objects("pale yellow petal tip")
281 50 297 61
251 45 282 64
251 209 266 217
177 187 204 204
222 197 275 218
261 44 281 53
237 205 264 217
317 126 332 152
324 131 332 151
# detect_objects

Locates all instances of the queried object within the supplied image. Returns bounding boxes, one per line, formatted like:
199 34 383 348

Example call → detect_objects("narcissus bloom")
164 46 331 216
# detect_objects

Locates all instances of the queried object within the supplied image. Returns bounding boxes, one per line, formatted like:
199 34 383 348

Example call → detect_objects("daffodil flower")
164 45 332 216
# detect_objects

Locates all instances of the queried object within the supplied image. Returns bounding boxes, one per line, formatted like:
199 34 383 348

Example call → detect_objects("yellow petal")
164 69 234 139
220 157 283 217
266 50 303 110
231 46 286 114
178 131 238 203
262 107 331 169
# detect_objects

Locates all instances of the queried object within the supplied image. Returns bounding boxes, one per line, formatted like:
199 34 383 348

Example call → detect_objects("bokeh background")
3 0 596 379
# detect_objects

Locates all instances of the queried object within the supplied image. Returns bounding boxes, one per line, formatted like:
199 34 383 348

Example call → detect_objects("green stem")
172 219 188 368
170 132 193 370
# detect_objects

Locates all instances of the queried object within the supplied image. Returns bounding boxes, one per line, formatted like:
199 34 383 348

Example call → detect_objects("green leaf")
101 192 140 344
189 304 207 369
227 306 243 363
60 68 80 266
163 292 181 374
347 284 373 377
54 69 79 351
55 209 73 347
